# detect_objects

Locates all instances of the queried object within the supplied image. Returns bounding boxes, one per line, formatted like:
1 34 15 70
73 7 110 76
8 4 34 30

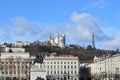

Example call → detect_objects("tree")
86 45 93 50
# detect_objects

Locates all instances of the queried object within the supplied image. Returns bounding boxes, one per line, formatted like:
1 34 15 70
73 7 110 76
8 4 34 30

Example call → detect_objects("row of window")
1 70 28 75
45 62 77 64
47 65 77 69
1 65 28 69
47 70 77 75
1 62 29 64
1 77 26 80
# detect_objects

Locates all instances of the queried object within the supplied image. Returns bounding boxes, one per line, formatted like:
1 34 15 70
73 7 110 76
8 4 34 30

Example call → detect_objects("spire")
48 34 52 42
92 32 95 48
56 32 59 37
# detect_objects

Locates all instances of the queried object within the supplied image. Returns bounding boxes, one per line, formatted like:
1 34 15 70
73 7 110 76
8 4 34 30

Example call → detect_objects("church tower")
62 33 65 46
55 32 59 45
92 32 95 48
48 34 52 43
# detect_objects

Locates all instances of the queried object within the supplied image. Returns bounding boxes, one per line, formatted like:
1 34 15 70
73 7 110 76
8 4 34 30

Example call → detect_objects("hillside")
24 44 118 62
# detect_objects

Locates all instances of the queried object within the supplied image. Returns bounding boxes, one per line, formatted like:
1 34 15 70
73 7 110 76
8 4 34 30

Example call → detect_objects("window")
71 71 73 74
64 66 66 69
14 71 16 74
74 66 76 69
61 65 62 68
47 62 49 64
68 71 69 74
68 62 69 64
61 62 63 64
2 62 4 64
75 71 76 74
68 66 69 69
64 62 66 64
74 62 76 64
61 71 62 74
57 62 59 64
26 65 28 68
10 71 12 75
2 72 4 74
64 71 66 74
54 62 56 64
71 66 73 69
71 62 73 64
54 71 56 74
57 65 59 69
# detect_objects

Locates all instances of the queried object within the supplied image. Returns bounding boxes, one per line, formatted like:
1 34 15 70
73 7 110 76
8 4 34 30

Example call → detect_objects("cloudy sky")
0 0 120 50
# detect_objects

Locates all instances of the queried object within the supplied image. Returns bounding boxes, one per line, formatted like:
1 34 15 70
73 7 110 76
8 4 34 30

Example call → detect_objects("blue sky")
0 0 120 50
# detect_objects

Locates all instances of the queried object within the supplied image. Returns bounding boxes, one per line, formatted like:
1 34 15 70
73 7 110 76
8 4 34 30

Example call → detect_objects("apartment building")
88 54 120 79
0 47 30 80
31 54 79 80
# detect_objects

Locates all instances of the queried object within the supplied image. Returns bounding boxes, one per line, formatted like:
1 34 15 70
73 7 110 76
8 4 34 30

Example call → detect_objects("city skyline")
0 0 120 50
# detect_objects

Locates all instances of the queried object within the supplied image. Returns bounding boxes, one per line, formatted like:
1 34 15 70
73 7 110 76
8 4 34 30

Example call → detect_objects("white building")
88 54 120 79
0 48 30 80
14 41 30 47
48 32 65 48
5 47 25 53
31 54 79 80
31 63 47 80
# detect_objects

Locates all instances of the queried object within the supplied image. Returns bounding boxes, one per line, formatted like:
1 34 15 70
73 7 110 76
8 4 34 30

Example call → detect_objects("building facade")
48 33 65 48
31 63 47 80
88 54 120 79
31 54 79 80
0 48 30 80
14 41 30 47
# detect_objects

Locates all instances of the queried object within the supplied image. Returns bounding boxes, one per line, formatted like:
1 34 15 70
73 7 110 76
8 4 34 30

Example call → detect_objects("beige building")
31 62 47 80
31 54 79 80
88 54 120 79
14 41 30 47
48 33 65 48
0 48 30 80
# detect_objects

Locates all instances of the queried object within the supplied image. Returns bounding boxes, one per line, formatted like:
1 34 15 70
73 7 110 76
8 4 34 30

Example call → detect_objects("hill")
23 44 119 62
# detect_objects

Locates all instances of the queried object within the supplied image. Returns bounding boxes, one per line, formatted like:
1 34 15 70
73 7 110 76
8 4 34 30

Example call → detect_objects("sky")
0 0 120 50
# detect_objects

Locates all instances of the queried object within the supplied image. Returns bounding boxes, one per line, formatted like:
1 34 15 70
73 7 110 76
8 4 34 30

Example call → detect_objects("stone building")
48 32 65 48
88 54 120 79
0 48 30 80
31 54 79 80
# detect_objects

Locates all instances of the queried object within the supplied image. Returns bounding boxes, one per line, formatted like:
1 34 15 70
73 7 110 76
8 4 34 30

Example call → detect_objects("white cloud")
0 17 65 43
66 12 109 44
102 36 120 49
82 0 109 10
0 17 50 42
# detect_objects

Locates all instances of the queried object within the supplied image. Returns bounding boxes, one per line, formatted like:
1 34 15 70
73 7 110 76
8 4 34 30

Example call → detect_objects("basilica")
48 32 65 48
